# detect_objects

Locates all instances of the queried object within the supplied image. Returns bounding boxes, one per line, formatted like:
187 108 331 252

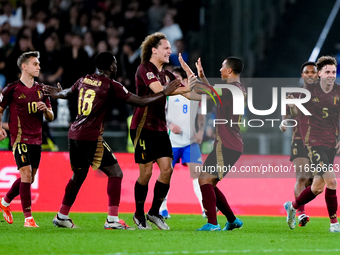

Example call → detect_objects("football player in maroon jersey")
285 56 340 232
130 32 196 230
280 62 318 227
43 51 180 229
0 51 53 227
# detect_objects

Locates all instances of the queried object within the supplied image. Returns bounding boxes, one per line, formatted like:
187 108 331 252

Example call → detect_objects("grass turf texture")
1 213 340 255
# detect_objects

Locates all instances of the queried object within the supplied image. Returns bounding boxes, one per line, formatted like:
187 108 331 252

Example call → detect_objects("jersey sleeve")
0 84 13 109
44 96 51 108
111 81 132 101
138 64 159 87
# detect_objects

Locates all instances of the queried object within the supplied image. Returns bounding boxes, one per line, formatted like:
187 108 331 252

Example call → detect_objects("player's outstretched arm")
127 79 181 107
149 75 195 96
279 115 289 132
287 94 300 117
181 74 202 100
43 83 73 99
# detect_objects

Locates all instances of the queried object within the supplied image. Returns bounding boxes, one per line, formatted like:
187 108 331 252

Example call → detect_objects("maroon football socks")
4 177 21 203
325 188 338 223
201 184 217 225
59 179 82 215
107 176 122 216
214 186 236 223
292 186 316 209
20 182 32 218
296 204 305 216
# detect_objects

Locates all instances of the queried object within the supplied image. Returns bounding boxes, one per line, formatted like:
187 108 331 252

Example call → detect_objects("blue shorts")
172 143 202 167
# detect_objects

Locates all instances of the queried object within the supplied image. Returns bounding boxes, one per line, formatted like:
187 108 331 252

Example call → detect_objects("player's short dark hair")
225 56 244 74
140 32 167 63
17 51 40 70
172 66 187 79
316 55 337 71
94 51 115 71
300 61 316 73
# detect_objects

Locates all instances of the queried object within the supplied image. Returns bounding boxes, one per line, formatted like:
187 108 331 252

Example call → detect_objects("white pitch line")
64 248 340 255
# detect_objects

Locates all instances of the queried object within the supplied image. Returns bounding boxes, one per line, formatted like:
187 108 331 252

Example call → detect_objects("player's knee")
161 167 173 178
311 185 324 195
102 165 123 178
305 178 313 187
198 174 214 186
326 178 337 190
141 171 152 181
72 170 88 184
20 170 32 182
296 177 307 184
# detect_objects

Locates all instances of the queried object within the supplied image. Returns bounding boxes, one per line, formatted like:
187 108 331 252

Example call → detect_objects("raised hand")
195 57 205 78
179 53 194 75
163 79 181 96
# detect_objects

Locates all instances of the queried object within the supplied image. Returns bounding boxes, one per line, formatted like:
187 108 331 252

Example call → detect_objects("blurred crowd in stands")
0 0 216 151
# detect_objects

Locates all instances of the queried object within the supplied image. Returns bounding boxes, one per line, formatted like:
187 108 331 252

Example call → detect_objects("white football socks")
107 215 119 222
193 178 204 211
1 197 10 207
160 194 168 212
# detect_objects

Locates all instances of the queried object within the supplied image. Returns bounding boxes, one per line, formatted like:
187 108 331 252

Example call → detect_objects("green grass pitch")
1 212 340 255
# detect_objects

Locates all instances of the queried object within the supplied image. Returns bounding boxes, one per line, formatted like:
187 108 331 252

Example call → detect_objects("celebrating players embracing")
44 51 180 229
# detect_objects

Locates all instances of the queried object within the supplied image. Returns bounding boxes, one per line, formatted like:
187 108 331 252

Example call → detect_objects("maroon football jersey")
0 80 51 145
301 82 340 148
68 73 132 141
130 61 177 132
215 81 246 152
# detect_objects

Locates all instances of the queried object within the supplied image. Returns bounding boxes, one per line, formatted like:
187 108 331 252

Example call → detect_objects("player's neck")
20 73 35 88
97 70 110 78
320 82 334 93
226 76 240 83
149 58 163 71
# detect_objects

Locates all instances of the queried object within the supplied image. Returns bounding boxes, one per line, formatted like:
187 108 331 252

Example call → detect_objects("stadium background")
0 0 340 216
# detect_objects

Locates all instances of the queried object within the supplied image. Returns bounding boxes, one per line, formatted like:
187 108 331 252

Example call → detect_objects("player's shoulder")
1 80 21 93
231 81 246 93
139 61 158 74
334 82 340 90
6 80 21 88
34 81 45 88
110 78 130 93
